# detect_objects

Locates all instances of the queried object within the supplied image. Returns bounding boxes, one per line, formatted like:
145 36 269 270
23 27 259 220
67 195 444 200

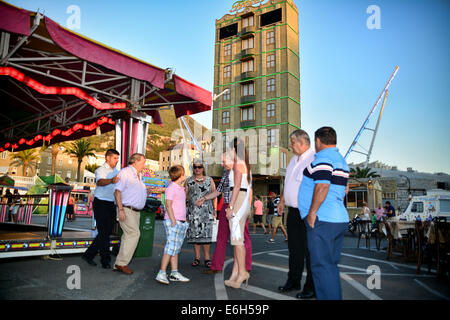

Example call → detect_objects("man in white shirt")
82 149 120 269
277 130 316 299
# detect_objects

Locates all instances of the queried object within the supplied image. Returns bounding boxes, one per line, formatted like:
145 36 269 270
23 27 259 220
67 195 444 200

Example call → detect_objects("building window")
267 54 275 68
267 78 276 92
267 31 275 44
241 106 254 121
47 158 52 165
242 37 254 50
242 59 254 72
224 43 231 56
383 193 396 199
267 129 276 144
66 171 71 179
222 111 230 124
223 88 231 101
1 151 6 159
281 152 287 169
242 82 254 96
242 15 254 28
346 190 368 208
58 159 63 167
224 65 231 78
68 159 72 164
267 103 276 117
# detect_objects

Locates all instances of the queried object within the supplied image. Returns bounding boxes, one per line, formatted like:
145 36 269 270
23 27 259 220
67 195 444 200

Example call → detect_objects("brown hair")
230 137 251 184
168 165 185 182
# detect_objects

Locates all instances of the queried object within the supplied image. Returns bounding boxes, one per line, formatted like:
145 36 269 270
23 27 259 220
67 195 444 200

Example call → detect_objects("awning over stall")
0 1 212 152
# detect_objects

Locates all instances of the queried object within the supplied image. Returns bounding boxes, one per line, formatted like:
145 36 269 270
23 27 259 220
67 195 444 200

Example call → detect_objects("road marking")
242 285 297 300
214 249 294 301
341 252 435 273
414 279 449 300
340 273 382 300
269 253 368 273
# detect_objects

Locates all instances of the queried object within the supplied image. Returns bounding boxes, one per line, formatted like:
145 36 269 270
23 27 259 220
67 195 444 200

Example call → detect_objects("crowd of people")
81 126 351 300
0 188 22 223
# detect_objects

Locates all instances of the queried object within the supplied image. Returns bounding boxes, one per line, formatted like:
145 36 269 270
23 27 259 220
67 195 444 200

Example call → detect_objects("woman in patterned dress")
185 160 217 268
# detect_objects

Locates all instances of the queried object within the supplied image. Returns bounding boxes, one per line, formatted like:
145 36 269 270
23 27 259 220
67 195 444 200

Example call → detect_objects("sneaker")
156 271 169 285
268 239 275 243
169 271 190 282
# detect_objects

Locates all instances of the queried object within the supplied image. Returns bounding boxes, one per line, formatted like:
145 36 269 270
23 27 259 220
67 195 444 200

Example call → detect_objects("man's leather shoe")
278 283 301 293
114 265 133 274
296 291 316 299
81 255 97 267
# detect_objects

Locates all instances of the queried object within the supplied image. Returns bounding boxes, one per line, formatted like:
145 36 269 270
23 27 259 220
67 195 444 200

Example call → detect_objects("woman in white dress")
224 138 252 289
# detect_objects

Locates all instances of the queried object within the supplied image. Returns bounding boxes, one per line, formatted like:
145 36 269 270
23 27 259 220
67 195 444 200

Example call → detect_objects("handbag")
211 219 219 242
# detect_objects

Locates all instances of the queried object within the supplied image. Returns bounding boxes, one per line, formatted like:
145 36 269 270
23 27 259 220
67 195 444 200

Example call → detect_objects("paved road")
0 217 449 300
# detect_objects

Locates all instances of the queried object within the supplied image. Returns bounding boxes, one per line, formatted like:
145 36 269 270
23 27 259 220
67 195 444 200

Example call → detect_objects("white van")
397 189 450 221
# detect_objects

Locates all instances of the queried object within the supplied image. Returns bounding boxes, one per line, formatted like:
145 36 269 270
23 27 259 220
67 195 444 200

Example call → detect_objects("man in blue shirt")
82 149 120 269
385 201 396 218
298 127 349 300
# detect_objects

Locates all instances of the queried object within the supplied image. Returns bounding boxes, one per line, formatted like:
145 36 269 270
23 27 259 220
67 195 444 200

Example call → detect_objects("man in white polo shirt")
277 130 316 299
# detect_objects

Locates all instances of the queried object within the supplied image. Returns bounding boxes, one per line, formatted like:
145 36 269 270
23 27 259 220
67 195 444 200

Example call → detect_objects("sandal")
205 260 211 268
191 258 200 267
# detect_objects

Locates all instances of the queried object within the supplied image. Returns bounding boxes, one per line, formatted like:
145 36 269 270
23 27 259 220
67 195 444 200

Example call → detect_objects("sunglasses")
193 165 203 169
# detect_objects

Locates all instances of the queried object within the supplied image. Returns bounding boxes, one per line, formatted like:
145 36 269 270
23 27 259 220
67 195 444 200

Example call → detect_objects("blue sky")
8 0 450 174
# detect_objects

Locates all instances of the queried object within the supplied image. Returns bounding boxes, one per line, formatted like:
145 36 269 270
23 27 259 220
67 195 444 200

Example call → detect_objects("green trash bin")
133 209 156 258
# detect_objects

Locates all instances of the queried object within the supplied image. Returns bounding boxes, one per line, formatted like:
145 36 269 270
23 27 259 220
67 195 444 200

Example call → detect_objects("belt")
123 205 142 212
230 187 247 192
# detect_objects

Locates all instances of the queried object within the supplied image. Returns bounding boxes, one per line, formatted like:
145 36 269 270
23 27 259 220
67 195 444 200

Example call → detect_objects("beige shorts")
272 216 284 229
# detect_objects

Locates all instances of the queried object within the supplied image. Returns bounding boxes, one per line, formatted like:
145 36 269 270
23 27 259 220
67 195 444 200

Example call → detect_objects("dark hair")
256 195 261 200
386 201 391 205
169 165 185 182
230 137 251 184
105 149 119 157
315 127 337 145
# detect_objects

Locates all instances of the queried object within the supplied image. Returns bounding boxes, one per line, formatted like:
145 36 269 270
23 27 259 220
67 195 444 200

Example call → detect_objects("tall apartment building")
211 0 300 196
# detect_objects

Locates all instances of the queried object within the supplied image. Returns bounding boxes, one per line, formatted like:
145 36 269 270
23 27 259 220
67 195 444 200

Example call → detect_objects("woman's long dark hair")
231 137 251 184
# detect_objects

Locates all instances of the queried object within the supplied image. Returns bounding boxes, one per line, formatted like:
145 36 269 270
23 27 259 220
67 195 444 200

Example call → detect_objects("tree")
85 163 99 174
9 149 40 177
64 139 96 182
350 167 380 178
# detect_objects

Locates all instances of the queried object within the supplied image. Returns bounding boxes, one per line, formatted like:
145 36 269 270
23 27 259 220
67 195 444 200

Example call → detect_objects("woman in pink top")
252 195 267 234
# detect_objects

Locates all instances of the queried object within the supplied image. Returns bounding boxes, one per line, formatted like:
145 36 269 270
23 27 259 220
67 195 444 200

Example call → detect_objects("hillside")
86 109 208 161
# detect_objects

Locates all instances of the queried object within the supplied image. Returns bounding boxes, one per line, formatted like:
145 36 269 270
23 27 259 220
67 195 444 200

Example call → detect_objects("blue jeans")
305 216 347 300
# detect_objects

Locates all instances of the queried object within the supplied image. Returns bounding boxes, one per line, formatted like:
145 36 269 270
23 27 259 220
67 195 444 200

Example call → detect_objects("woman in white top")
224 138 252 289
361 202 371 220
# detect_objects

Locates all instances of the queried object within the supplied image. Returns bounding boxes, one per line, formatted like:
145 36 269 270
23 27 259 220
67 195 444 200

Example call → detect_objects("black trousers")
286 207 314 292
84 198 116 264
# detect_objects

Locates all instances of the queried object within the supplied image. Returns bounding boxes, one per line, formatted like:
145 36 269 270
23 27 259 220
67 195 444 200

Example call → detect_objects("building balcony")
240 25 256 37
240 71 256 81
241 95 256 104
240 48 255 60
240 120 255 128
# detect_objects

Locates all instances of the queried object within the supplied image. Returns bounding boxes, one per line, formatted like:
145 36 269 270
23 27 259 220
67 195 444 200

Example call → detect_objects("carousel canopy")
0 1 212 153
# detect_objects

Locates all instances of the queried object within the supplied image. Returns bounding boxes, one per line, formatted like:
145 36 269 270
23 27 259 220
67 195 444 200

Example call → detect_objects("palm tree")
64 139 96 182
9 149 40 176
350 167 380 178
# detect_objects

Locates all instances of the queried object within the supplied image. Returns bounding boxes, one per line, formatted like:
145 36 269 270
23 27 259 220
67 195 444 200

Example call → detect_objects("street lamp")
399 174 411 212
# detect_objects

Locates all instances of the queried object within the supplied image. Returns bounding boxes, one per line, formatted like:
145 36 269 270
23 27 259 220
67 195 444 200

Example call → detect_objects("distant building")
38 148 85 181
349 162 450 213
159 142 200 176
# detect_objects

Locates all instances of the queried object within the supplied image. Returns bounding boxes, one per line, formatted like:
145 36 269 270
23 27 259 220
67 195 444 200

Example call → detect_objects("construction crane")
344 66 399 167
